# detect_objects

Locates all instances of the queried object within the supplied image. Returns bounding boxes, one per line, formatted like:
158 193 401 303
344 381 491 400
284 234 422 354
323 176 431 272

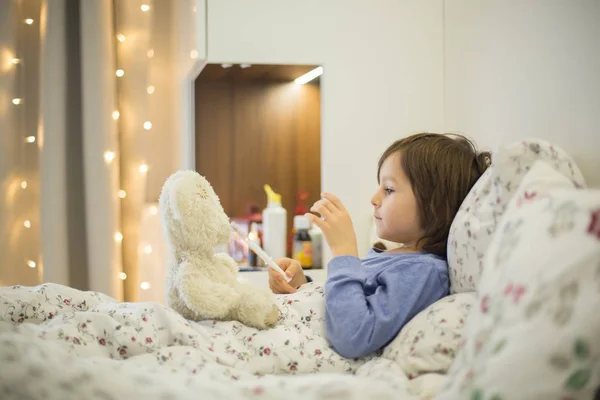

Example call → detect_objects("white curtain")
1 0 200 301
0 0 44 287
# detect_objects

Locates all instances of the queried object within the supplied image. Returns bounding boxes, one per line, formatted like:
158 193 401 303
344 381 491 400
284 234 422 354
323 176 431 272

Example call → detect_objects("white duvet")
0 282 442 400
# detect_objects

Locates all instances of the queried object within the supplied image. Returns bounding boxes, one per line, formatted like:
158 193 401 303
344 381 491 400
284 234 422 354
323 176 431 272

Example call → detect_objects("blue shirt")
324 249 449 358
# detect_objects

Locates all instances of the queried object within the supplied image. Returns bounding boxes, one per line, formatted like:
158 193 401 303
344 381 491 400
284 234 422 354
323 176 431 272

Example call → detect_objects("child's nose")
370 195 380 207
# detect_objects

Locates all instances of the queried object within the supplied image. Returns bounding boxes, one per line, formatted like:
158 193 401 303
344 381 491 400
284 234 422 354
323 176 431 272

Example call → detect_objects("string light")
120 272 127 280
13 11 41 278
190 50 198 60
116 69 124 77
141 4 150 11
104 151 116 164
143 121 152 130
114 232 123 242
147 49 154 59
117 34 126 43
118 190 127 199
112 110 120 120
149 205 158 215
140 282 150 290
146 85 154 94
143 245 152 254
139 164 148 174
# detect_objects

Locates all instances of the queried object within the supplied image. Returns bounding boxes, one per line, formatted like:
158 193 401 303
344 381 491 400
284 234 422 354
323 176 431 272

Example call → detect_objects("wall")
195 78 321 243
203 0 445 257
444 0 600 187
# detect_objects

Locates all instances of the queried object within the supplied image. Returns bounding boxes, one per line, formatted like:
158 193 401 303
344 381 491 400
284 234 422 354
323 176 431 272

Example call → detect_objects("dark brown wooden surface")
195 68 321 251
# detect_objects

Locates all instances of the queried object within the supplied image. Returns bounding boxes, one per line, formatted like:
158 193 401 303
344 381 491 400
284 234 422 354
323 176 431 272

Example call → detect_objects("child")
269 133 491 358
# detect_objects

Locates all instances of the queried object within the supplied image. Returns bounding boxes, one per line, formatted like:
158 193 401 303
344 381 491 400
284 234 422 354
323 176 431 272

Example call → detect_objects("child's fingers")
321 193 346 212
269 268 296 293
310 200 333 219
305 213 326 230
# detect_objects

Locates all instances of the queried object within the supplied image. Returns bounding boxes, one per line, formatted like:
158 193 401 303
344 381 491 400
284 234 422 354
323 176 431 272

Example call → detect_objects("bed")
2 138 598 400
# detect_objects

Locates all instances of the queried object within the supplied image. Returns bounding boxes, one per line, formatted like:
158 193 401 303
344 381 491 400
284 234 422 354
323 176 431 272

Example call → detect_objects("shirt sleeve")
324 255 445 359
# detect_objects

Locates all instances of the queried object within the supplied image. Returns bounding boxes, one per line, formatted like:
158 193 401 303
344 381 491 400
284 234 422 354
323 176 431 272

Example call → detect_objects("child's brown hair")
377 133 491 257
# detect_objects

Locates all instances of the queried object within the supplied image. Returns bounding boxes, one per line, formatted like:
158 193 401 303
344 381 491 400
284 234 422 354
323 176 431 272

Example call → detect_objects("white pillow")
438 161 600 400
448 139 586 294
382 292 475 378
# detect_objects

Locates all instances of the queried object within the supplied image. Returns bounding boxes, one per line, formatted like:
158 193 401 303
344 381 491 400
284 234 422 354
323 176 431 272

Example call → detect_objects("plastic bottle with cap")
309 222 323 269
292 215 313 269
247 222 261 267
262 184 287 261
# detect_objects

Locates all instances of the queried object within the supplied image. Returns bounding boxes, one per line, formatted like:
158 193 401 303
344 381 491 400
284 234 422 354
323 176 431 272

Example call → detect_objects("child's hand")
268 258 308 294
307 193 359 258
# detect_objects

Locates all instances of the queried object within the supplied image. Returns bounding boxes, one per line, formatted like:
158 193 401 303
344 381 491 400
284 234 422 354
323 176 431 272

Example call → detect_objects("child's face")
371 151 423 248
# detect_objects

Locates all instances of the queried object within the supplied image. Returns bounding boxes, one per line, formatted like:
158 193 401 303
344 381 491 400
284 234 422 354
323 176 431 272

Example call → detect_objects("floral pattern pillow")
437 161 600 400
382 292 475 378
448 139 586 294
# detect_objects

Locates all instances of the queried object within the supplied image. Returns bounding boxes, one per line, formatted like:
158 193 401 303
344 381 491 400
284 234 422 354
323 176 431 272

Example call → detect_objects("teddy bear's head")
159 170 231 254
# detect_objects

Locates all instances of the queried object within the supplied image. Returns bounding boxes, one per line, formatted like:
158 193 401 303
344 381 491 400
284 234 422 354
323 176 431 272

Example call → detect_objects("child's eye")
384 187 394 195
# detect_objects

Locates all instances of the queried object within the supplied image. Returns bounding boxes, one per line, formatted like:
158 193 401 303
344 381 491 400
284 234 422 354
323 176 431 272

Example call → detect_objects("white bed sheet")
0 282 424 400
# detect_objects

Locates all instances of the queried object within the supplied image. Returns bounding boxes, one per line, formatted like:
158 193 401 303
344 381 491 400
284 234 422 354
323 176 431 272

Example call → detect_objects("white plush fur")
159 170 279 330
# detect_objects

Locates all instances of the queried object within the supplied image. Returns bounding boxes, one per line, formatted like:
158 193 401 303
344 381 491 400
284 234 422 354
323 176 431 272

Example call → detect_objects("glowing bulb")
104 151 116 163
190 50 198 59
193 6 196 12
147 49 154 59
140 282 150 290
112 110 120 120
116 69 124 77
12 98 22 105
141 4 150 11
118 190 127 199
25 136 36 143
143 121 152 130
143 245 153 254
27 260 36 268
114 232 123 242
139 164 149 173
24 19 34 25
119 272 127 280
11 58 21 64
149 205 158 215
147 85 155 94
117 34 126 42
24 220 31 228
20 181 27 189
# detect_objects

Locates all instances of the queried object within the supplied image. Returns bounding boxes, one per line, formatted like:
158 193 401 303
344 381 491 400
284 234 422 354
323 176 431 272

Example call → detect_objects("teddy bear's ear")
168 179 184 221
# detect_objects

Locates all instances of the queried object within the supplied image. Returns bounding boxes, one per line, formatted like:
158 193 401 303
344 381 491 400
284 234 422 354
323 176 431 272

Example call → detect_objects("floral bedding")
0 282 429 400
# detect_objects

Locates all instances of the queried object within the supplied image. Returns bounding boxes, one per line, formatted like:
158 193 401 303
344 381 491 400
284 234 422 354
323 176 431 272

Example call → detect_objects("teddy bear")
159 170 280 329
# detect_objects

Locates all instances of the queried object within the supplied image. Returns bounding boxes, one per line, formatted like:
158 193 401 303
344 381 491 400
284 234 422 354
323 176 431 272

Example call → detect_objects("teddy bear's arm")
176 261 241 319
213 252 239 275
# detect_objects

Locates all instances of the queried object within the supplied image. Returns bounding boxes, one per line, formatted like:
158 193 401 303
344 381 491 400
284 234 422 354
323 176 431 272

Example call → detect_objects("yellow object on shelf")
263 184 282 204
